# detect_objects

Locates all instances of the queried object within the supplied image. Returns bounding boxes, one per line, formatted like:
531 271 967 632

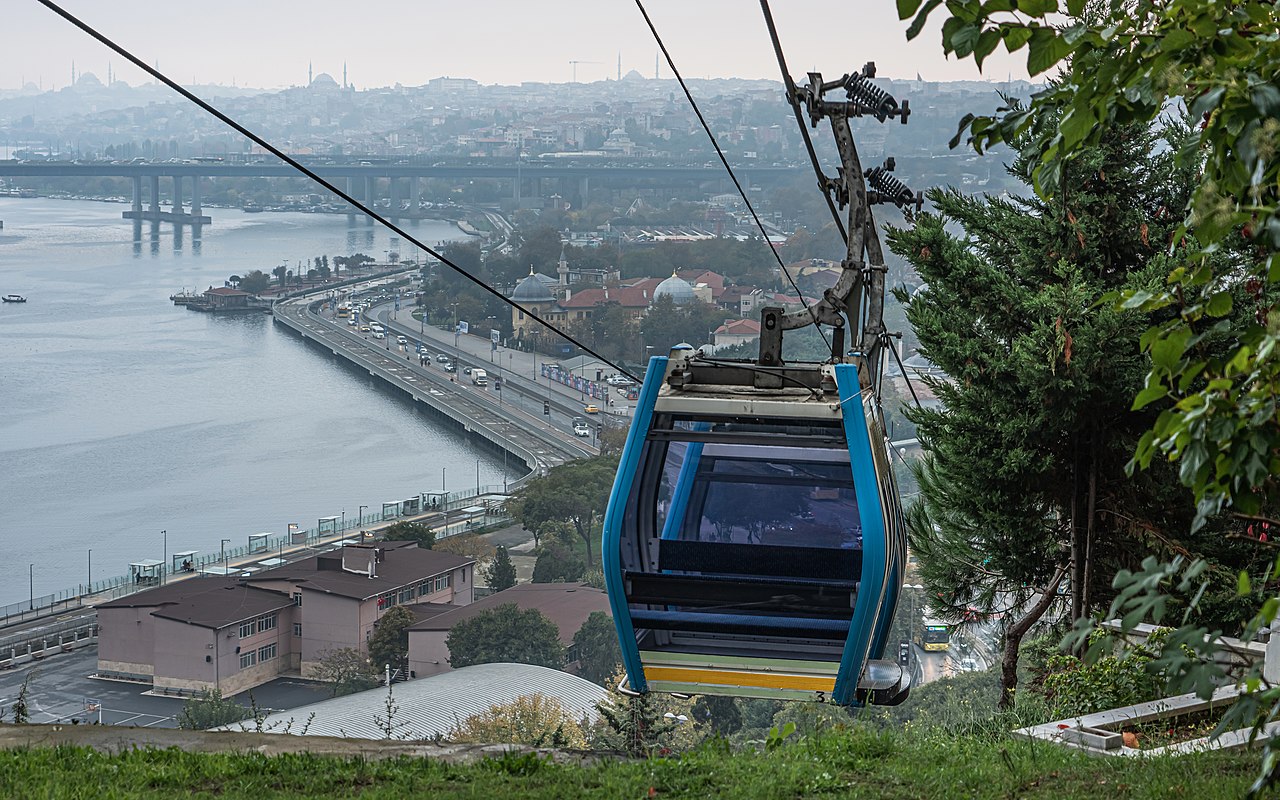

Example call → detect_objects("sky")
4 1 1032 92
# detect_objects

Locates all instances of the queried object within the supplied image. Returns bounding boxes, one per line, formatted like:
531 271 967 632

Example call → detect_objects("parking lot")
0 647 329 728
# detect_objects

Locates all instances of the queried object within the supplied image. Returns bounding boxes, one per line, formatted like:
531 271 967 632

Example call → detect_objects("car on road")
606 374 634 387
372 331 385 339
442 361 456 372
583 404 600 414
463 366 472 375
436 354 450 363
396 335 407 345
573 421 590 437
360 325 371 332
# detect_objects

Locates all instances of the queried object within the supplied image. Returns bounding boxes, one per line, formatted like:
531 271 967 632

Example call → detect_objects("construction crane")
568 60 601 83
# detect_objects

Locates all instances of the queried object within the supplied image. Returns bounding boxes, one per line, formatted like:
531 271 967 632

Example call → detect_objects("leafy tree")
888 111 1226 703
485 545 518 591
571 611 621 686
272 265 288 287
509 457 617 567
901 0 1280 528
238 269 270 294
434 532 496 568
367 606 415 676
176 688 250 730
532 542 586 584
311 647 379 697
449 693 587 748
380 521 434 549
691 695 743 736
446 603 564 669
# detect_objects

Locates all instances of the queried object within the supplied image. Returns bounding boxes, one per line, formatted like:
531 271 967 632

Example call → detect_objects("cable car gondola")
602 62 921 706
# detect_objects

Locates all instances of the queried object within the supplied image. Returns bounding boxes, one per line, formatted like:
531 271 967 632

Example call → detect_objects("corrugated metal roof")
220 663 606 740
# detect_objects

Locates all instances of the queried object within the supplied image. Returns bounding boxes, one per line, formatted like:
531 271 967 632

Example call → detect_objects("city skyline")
4 1 1033 93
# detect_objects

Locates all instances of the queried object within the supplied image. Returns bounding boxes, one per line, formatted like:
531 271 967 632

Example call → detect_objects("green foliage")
237 269 270 294
691 695 743 736
484 545 518 592
367 606 415 675
591 682 686 756
1038 630 1166 719
446 603 564 670
532 542 586 584
902 0 1280 531
311 648 379 697
571 611 621 687
176 688 251 731
380 521 435 549
0 730 1262 798
763 722 798 752
509 457 616 567
873 669 1004 731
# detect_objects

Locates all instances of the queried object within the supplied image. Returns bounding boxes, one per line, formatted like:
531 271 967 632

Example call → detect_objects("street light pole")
29 563 33 610
87 549 92 591
161 529 167 585
359 504 367 525
221 538 231 573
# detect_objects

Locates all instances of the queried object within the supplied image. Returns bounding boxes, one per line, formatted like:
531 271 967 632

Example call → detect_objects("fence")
0 483 515 629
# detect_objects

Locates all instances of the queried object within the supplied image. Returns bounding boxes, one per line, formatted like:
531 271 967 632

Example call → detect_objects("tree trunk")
1082 434 1099 616
998 564 1068 709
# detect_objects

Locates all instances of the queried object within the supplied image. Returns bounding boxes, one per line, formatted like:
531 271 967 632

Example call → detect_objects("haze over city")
5 0 1032 92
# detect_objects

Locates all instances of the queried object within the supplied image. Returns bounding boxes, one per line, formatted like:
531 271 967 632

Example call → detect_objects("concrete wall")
407 629 452 679
300 590 361 677
96 605 157 679
152 619 217 694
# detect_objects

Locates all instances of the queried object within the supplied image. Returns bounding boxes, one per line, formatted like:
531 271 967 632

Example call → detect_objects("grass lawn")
0 727 1261 799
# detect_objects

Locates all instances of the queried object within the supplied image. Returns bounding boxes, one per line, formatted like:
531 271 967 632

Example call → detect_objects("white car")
396 336 407 345
573 422 590 437
606 374 634 387
372 331 385 339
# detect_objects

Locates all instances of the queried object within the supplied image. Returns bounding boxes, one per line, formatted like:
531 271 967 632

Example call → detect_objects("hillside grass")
0 727 1260 800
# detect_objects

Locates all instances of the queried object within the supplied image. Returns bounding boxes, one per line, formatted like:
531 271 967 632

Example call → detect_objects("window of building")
462 569 467 583
257 613 277 633
293 592 303 606
238 621 255 639
293 623 302 637
399 587 414 604
239 651 256 670
258 643 277 662
417 580 430 597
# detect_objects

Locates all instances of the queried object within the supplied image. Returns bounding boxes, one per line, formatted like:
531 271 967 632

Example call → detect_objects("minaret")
617 52 621 81
308 61 313 85
655 51 659 79
71 61 76 86
558 243 569 287
343 63 348 89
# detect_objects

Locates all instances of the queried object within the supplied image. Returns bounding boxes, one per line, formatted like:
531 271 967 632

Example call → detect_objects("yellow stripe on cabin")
643 666 837 692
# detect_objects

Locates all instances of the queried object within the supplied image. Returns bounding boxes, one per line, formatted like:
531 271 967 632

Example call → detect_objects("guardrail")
0 484 514 630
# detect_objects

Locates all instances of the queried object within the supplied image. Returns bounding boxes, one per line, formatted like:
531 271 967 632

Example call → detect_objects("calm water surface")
0 198 514 604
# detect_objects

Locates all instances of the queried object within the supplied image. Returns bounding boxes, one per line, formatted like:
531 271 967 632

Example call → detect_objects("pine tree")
485 545 518 592
887 115 1241 703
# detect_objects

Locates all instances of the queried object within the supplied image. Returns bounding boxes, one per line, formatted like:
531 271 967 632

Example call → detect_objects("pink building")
96 542 474 696
407 582 610 679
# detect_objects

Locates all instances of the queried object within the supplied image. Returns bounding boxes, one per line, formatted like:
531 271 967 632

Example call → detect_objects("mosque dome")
653 271 696 306
511 268 556 303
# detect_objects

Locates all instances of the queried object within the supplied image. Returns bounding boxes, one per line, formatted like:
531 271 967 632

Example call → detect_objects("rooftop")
408 582 610 646
246 544 473 601
97 576 293 631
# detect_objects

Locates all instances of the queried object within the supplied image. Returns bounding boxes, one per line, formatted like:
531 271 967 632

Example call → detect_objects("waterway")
0 197 516 605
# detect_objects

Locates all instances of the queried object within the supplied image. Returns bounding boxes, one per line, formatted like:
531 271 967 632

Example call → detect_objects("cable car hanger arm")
757 65 924 373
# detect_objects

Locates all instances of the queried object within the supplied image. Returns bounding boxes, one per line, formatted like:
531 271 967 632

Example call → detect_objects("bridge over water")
0 161 802 225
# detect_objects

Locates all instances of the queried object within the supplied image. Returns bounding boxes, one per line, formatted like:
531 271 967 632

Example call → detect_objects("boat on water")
2 294 26 303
